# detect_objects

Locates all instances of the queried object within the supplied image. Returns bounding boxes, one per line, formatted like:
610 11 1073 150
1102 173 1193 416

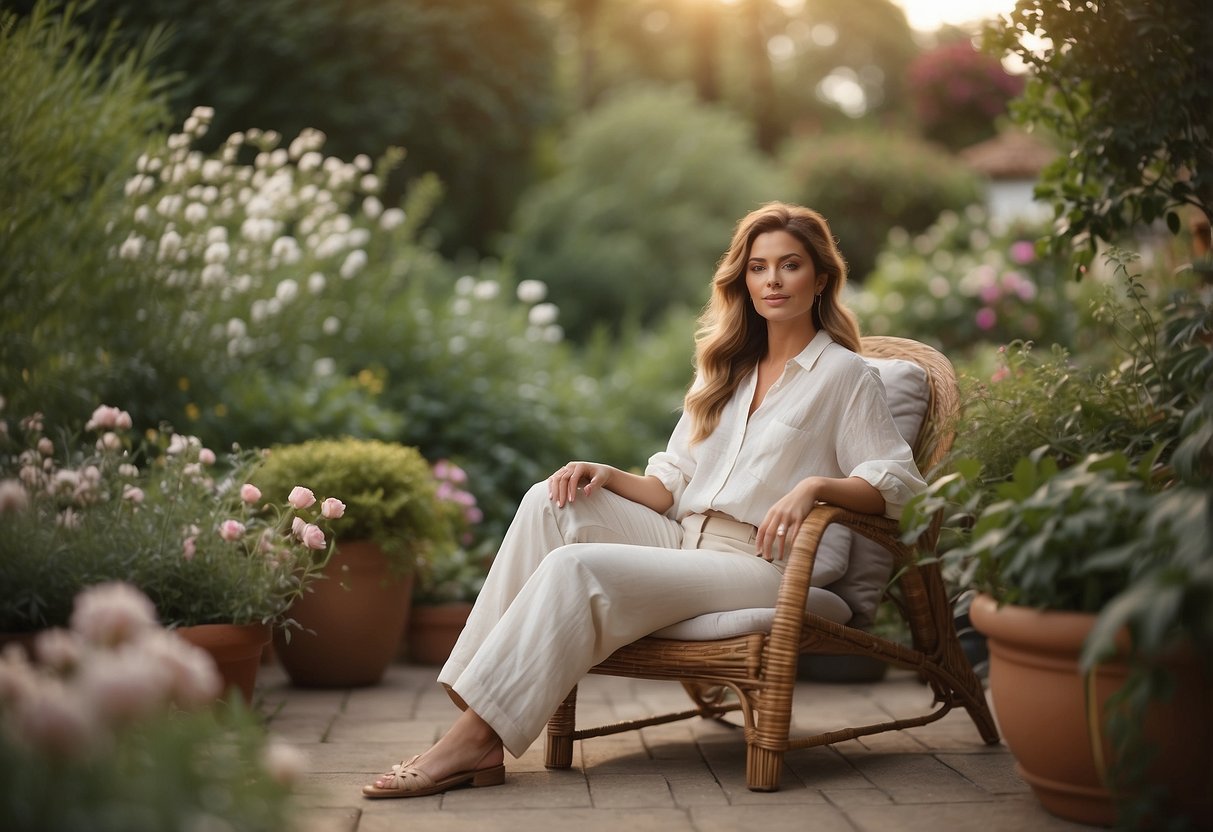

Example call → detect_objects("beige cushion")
653 355 929 640
651 587 853 640
824 357 929 628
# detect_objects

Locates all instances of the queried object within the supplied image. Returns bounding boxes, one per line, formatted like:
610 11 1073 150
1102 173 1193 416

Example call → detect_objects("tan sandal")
361 754 506 799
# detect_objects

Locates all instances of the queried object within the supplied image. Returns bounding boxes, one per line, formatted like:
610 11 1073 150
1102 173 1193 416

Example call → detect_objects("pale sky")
891 0 1017 32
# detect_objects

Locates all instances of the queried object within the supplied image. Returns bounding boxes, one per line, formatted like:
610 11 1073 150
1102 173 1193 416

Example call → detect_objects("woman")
362 202 925 798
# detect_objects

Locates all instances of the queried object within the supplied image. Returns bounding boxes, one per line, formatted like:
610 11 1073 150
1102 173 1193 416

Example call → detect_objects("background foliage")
507 86 785 338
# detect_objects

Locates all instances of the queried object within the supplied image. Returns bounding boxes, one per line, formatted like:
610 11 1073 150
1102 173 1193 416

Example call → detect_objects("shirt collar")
789 329 836 373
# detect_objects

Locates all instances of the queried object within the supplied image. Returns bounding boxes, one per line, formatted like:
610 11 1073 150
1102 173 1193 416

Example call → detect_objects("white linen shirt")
645 330 926 524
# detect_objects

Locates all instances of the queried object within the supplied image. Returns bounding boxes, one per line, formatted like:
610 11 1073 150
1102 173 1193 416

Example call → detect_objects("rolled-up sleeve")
838 368 926 519
645 409 696 513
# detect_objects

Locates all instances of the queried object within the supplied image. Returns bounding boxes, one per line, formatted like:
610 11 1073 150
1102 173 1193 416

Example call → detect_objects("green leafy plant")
0 582 304 832
986 0 1212 273
251 438 451 576
0 403 341 631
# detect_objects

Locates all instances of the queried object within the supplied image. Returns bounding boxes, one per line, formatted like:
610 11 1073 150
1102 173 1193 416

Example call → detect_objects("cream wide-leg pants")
437 481 785 757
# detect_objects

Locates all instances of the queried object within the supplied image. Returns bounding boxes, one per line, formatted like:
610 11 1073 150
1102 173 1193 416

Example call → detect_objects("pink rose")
291 516 306 538
300 523 326 550
219 519 244 541
198 448 216 466
240 483 262 504
288 486 316 509
122 485 144 504
320 497 345 519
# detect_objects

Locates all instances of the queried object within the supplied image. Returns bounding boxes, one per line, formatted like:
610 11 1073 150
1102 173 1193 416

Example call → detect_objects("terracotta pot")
176 621 271 705
971 594 1212 828
407 601 472 665
273 540 414 688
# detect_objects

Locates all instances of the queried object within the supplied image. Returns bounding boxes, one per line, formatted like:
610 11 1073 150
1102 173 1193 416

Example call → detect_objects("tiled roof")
960 130 1058 179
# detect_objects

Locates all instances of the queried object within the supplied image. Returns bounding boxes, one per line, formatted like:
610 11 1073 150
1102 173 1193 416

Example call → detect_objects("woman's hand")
547 461 615 508
755 478 822 562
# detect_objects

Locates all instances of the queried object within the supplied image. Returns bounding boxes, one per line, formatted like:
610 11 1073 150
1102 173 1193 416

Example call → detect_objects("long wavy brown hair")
685 202 862 443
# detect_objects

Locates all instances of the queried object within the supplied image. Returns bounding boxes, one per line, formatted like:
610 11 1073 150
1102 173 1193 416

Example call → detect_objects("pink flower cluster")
215 483 343 554
0 583 222 759
432 460 483 542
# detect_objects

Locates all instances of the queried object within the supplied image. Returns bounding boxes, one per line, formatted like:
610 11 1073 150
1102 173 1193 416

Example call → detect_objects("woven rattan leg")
544 685 578 769
745 743 783 791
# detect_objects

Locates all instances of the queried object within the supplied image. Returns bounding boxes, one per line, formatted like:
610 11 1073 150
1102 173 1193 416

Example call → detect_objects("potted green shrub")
252 438 452 687
0 403 341 702
908 267 1213 827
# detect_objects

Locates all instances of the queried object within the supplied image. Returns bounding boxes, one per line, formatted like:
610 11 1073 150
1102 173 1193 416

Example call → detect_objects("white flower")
201 263 227 286
156 194 183 217
543 325 564 343
184 202 208 224
262 740 309 785
206 226 228 244
226 318 247 339
190 105 215 122
78 643 173 723
347 227 371 248
275 278 299 304
380 207 405 230
233 274 252 293
313 357 336 376
455 275 476 296
452 298 471 316
251 299 268 323
298 151 322 172
266 298 283 317
200 159 224 182
339 249 367 279
308 272 326 294
241 216 277 243
362 196 383 219
271 236 301 264
516 279 546 304
528 302 559 327
353 153 372 172
117 234 143 260
360 174 380 193
204 241 230 264
133 205 151 225
473 280 500 301
322 316 341 335
448 335 467 354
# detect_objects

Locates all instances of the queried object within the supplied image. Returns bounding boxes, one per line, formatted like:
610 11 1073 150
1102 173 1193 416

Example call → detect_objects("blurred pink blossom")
975 307 998 331
69 582 158 647
240 483 262 504
219 519 244 541
182 536 197 561
288 486 316 509
77 645 172 724
1009 240 1036 265
0 479 28 514
198 448 216 466
122 485 144 504
320 497 345 519
10 678 100 758
85 405 132 432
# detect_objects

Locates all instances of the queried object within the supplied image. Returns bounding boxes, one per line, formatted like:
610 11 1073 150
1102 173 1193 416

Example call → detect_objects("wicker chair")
543 336 999 791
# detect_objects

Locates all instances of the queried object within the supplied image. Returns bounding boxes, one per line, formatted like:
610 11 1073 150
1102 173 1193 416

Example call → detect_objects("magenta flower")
1009 240 1036 265
975 307 998 331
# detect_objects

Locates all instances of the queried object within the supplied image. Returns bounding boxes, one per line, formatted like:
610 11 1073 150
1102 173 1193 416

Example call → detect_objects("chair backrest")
819 337 958 629
860 335 959 477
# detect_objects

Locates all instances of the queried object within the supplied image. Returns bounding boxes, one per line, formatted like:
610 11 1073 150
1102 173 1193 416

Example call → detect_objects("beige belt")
681 511 758 550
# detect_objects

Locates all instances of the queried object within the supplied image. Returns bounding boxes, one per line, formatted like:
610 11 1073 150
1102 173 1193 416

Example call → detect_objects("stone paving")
258 662 1098 832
